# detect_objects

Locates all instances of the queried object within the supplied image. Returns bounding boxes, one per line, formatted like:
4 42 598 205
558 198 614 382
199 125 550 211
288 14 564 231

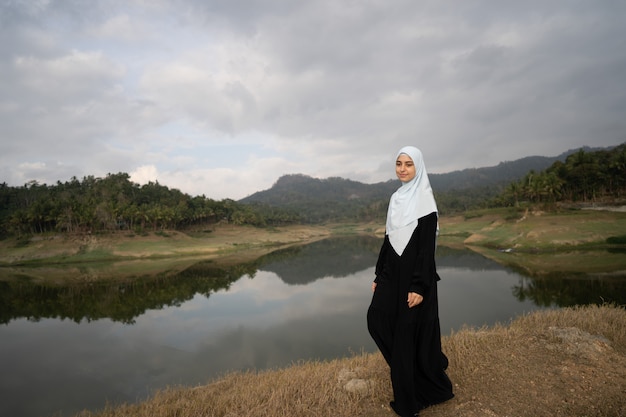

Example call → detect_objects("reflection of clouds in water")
103 267 379 386
0 318 157 415
226 270 310 301
126 267 374 353
187 270 377 379
300 268 375 315
236 267 375 320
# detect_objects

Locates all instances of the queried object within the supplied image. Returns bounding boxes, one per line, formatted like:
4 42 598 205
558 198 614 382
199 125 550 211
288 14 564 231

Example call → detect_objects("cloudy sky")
1 0 625 200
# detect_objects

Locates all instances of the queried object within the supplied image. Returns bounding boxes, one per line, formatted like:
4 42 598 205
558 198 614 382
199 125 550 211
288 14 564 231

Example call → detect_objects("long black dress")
367 212 454 416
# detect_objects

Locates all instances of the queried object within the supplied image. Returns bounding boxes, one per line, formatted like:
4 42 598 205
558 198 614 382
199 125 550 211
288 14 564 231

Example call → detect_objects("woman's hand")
407 292 423 308
371 282 377 292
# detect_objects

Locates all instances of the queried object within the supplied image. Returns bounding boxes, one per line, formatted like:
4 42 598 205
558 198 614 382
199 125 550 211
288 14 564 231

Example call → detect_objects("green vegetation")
0 173 301 238
441 208 626 251
435 144 626 212
607 235 626 244
438 208 626 278
494 144 626 207
1 145 625 239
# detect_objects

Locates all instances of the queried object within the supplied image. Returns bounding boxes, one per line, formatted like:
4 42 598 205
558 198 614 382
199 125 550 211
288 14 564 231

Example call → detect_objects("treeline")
1 144 625 238
493 143 626 207
0 173 301 237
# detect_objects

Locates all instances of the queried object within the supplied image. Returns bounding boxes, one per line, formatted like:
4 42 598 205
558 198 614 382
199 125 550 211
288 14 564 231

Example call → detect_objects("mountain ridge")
239 146 606 206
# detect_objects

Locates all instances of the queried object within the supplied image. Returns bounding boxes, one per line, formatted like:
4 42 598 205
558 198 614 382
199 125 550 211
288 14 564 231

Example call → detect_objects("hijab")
385 146 438 255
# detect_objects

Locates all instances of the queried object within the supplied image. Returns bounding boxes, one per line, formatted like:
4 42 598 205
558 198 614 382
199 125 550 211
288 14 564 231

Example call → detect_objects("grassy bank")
0 224 342 283
0 224 339 266
439 207 626 250
1 208 625 282
2 207 625 265
438 207 626 275
73 304 626 417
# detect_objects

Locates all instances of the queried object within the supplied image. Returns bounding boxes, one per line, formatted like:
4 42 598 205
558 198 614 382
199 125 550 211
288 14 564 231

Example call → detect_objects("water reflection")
513 273 626 307
0 262 257 324
0 236 625 417
256 235 381 284
2 237 623 326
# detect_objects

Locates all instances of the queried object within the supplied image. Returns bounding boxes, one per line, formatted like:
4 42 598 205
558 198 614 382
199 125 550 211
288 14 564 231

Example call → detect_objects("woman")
367 146 454 417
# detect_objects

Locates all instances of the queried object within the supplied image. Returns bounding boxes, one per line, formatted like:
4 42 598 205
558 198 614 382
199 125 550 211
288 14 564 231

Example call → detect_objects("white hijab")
385 146 438 255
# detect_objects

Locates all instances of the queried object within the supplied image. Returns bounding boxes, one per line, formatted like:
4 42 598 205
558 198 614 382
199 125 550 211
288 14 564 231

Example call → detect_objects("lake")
1 235 624 417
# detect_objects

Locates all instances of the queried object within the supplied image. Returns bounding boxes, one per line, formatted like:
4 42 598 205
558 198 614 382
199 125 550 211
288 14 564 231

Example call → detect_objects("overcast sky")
1 0 625 200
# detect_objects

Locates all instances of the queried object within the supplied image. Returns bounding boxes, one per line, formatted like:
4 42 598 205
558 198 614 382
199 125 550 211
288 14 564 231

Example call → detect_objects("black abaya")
367 212 454 416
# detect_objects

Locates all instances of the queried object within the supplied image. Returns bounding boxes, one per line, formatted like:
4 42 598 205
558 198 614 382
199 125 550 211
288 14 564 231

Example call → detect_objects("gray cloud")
1 0 624 199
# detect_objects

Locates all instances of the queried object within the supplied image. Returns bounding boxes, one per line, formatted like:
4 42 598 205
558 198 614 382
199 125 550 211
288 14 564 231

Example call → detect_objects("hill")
429 150 589 190
238 146 604 219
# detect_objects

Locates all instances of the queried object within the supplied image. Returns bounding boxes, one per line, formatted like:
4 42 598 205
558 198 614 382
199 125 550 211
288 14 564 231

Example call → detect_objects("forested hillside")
239 174 397 223
0 174 301 237
240 144 625 218
430 150 593 190
1 143 624 237
496 145 626 206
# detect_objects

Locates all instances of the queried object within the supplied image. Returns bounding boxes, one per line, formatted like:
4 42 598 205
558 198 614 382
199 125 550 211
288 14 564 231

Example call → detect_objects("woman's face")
396 153 416 183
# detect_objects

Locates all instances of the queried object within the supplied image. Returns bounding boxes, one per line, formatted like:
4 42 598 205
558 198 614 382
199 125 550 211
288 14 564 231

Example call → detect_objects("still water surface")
0 236 623 417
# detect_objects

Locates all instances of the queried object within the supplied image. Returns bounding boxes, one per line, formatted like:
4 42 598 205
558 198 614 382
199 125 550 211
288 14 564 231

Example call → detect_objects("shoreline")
1 208 625 282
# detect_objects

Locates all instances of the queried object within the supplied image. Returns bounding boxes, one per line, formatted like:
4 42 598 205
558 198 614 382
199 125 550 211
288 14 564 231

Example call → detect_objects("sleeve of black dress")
409 212 439 296
373 235 390 283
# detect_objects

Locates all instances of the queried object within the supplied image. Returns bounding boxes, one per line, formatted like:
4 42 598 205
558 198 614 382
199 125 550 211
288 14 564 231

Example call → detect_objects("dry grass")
74 353 391 417
439 209 626 275
0 224 336 265
75 304 626 417
443 304 626 417
440 208 626 251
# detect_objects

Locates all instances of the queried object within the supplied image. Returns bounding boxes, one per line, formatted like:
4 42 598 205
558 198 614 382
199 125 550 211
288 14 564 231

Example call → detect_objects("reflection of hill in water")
257 237 509 286
258 238 541 285
257 235 381 285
